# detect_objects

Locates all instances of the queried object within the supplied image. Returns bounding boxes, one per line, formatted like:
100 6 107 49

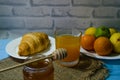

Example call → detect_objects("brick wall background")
0 0 120 38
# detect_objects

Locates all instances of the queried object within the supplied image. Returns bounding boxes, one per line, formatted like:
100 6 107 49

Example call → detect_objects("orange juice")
56 35 81 62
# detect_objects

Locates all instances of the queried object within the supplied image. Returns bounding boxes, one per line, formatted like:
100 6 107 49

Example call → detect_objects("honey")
23 57 54 80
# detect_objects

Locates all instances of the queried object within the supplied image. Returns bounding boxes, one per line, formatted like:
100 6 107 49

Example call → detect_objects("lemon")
110 33 120 53
84 27 96 35
109 27 117 36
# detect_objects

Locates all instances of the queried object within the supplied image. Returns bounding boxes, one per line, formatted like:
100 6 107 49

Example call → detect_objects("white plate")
6 36 55 59
80 47 120 60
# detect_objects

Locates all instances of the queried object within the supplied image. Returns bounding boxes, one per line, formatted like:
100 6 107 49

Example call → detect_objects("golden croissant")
18 32 50 56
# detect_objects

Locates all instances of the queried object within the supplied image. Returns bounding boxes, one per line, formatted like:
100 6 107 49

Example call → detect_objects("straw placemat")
0 56 109 80
54 55 109 80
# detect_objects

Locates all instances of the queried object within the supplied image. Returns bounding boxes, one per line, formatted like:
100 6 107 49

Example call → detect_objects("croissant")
18 32 50 56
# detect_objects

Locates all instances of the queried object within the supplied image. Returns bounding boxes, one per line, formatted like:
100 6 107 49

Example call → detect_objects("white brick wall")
93 7 117 18
32 0 70 6
13 7 51 17
73 0 101 6
0 0 120 34
103 0 120 6
0 0 28 5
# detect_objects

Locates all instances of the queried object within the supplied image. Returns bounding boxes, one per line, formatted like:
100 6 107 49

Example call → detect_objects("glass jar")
23 55 54 80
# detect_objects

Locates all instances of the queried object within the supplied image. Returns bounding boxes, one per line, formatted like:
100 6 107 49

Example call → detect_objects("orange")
94 37 113 56
81 35 96 51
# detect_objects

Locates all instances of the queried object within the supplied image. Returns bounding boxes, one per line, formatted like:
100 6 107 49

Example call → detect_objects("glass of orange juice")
54 27 82 67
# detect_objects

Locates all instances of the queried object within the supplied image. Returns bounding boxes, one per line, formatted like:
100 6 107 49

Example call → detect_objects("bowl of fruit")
80 26 120 59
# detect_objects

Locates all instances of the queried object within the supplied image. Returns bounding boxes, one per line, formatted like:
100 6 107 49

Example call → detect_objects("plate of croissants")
6 32 55 59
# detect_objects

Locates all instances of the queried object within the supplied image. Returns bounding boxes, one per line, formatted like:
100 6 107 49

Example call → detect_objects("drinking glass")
23 55 54 80
54 27 82 67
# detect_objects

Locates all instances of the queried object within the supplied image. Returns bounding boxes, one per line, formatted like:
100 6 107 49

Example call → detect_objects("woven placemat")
0 56 109 80
54 55 109 80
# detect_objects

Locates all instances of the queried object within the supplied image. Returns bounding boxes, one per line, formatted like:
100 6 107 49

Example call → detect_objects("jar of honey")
23 55 54 80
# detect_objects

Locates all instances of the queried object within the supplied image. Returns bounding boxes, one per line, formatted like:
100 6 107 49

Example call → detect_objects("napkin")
0 39 10 60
